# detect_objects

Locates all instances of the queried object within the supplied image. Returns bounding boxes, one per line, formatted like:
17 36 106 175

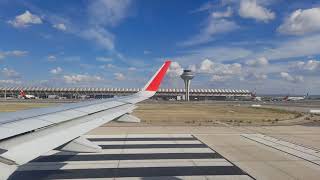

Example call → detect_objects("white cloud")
169 46 252 64
107 64 116 68
188 64 197 72
167 61 183 77
199 59 214 73
82 28 115 51
50 67 63 75
47 55 56 62
63 74 103 84
88 0 132 26
1 68 20 78
199 59 242 76
0 50 28 59
212 7 233 18
256 34 320 61
290 60 320 71
0 80 21 84
280 72 303 83
190 1 215 13
100 63 117 70
6 50 28 56
96 56 112 62
246 57 269 66
180 19 239 46
244 71 268 81
197 59 243 83
8 10 42 28
238 0 275 22
53 23 67 31
114 72 126 80
302 60 320 71
211 75 229 82
278 8 320 35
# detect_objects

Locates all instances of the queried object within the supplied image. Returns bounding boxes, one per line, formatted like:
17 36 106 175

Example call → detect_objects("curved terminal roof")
0 87 251 95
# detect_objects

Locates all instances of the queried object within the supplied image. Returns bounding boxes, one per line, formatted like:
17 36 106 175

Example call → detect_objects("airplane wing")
0 60 171 179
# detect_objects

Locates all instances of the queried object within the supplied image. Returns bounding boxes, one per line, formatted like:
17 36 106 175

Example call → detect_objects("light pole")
180 70 194 101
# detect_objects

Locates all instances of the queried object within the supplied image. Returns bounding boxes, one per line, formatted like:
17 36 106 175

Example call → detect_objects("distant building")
0 87 252 101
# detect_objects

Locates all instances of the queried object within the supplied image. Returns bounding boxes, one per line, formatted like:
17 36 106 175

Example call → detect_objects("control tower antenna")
180 69 195 101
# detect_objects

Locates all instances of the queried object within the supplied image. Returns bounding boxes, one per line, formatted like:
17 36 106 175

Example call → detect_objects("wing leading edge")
0 60 171 179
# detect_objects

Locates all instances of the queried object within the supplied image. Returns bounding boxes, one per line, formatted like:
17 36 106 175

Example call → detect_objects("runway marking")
85 134 193 138
11 134 254 180
242 133 320 165
32 153 223 162
11 166 248 179
93 140 202 145
45 148 215 155
19 159 233 171
88 137 197 141
99 143 207 149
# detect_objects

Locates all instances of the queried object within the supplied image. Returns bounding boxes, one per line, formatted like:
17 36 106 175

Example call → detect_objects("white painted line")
242 134 320 165
93 140 202 145
118 159 232 168
253 134 320 155
93 141 125 145
205 175 254 180
193 161 232 167
40 148 214 156
18 161 118 171
119 158 227 164
121 148 214 154
85 134 193 138
126 134 193 138
20 159 230 171
182 148 214 153
84 135 127 138
118 161 195 168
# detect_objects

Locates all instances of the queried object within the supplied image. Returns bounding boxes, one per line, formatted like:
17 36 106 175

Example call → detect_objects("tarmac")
9 124 320 180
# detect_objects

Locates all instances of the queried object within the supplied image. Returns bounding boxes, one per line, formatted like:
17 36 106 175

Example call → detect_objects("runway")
10 134 253 180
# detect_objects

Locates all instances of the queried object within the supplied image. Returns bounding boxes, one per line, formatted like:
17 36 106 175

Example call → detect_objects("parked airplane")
283 93 308 101
283 95 305 101
250 92 262 101
0 60 171 179
18 90 36 99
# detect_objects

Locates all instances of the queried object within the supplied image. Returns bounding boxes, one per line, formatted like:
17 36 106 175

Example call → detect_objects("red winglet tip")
145 61 171 91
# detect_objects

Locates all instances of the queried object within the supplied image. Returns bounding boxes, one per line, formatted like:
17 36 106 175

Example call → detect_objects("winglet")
143 60 171 92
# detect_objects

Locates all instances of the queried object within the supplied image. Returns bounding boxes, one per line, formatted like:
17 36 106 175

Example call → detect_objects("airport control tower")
180 69 195 101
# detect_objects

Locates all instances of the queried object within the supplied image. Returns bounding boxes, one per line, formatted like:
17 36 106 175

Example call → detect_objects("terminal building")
0 87 252 101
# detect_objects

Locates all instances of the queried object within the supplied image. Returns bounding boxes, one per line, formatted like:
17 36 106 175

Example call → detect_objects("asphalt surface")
10 134 253 180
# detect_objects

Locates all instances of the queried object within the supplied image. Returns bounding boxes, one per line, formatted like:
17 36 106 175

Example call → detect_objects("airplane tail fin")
142 60 171 92
19 90 26 97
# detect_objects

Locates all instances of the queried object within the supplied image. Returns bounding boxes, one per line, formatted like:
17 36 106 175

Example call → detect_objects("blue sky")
1 0 320 94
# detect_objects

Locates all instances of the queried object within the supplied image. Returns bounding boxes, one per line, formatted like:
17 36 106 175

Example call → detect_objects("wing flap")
0 118 53 140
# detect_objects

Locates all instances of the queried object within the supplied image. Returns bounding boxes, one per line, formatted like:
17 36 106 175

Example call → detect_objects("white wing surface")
0 60 171 179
